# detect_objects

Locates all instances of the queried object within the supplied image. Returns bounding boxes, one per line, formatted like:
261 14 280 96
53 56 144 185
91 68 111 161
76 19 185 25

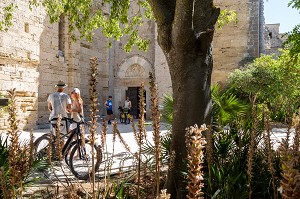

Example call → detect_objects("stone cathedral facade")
0 0 270 130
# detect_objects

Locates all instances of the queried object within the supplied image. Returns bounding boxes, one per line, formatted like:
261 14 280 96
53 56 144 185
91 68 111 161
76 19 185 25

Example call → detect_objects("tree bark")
147 1 220 198
165 40 214 199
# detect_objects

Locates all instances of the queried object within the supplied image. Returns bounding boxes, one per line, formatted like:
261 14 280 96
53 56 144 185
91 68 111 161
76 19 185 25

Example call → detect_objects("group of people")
47 80 83 132
47 80 132 127
103 95 132 124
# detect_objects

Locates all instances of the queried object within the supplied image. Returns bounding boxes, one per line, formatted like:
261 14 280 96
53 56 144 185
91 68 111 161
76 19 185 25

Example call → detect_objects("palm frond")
160 94 173 125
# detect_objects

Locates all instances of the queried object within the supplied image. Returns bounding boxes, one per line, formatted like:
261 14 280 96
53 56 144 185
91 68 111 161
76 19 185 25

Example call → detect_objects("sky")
264 0 299 33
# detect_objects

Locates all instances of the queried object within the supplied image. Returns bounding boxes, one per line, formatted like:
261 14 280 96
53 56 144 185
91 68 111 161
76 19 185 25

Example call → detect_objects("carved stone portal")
125 64 146 78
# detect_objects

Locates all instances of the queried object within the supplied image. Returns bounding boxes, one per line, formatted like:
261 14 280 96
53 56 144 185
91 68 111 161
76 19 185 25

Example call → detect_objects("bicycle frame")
35 117 102 180
50 117 85 158
64 123 88 160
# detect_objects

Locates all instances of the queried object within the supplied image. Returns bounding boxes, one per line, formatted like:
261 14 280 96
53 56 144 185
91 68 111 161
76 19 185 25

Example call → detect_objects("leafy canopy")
283 0 300 59
217 9 237 29
27 0 153 52
228 49 300 114
0 2 17 32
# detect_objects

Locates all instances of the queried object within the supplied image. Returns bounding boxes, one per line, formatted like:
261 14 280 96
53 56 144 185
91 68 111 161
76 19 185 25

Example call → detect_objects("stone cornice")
0 52 39 67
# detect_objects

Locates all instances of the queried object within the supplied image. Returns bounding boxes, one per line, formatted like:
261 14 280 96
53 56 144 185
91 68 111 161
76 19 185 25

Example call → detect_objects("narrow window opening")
24 23 29 33
58 14 65 57
268 32 272 39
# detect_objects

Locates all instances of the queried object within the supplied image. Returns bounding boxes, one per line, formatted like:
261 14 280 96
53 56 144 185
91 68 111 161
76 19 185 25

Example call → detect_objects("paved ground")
20 120 170 157
270 127 295 149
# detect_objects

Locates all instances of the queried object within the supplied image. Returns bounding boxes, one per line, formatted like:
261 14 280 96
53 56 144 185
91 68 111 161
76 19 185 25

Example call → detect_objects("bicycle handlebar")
49 117 84 124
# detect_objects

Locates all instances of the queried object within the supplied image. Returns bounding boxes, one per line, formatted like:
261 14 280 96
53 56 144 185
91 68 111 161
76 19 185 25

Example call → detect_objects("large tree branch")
193 0 220 32
171 0 220 49
147 0 175 26
172 0 194 47
147 0 176 52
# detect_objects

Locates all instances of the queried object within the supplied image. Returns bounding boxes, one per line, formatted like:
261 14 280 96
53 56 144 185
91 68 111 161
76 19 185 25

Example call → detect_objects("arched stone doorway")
115 55 153 119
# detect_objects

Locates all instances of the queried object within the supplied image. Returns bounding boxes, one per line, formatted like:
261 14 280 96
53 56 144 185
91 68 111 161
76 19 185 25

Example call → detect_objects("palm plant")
205 129 249 198
206 127 282 199
160 94 173 126
142 132 172 166
211 84 249 129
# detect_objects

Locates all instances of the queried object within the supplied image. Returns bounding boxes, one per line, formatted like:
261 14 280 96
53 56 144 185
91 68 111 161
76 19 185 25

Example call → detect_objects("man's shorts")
50 120 67 135
107 109 113 115
123 108 130 114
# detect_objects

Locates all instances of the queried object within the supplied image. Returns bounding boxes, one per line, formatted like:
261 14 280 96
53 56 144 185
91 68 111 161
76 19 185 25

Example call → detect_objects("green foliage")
112 180 131 199
283 1 300 59
217 9 237 29
284 25 300 60
0 3 17 31
228 55 279 100
138 1 153 20
211 84 249 128
104 173 137 199
205 128 281 198
228 50 300 122
26 0 153 52
160 94 173 125
142 132 172 166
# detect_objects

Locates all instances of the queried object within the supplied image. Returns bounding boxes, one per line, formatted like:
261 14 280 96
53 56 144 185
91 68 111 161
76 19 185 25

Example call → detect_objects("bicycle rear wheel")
69 140 102 180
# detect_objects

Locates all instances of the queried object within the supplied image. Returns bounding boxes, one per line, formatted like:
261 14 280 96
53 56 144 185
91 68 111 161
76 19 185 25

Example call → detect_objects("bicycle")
123 110 131 125
118 106 131 124
34 117 102 180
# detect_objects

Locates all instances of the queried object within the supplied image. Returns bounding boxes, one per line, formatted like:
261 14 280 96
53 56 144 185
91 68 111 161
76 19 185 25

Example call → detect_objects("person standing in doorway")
104 95 113 124
124 96 132 113
47 80 71 133
123 96 132 124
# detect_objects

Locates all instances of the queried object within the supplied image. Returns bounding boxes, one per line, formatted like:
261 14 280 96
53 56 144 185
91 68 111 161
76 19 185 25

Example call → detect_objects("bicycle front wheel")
69 140 102 180
34 134 51 159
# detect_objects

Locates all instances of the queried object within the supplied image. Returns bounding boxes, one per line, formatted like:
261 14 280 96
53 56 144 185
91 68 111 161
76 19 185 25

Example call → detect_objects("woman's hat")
55 80 67 88
72 88 80 95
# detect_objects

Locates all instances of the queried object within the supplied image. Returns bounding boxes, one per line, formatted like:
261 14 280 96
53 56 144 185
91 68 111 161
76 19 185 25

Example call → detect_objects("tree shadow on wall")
238 56 255 68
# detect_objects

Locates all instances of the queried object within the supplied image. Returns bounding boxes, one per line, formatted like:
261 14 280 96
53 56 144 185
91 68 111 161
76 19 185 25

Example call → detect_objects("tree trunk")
165 39 214 199
147 1 220 198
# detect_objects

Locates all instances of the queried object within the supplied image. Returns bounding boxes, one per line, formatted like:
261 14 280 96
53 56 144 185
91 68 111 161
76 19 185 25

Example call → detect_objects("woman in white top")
69 88 83 131
123 96 132 124
124 96 132 113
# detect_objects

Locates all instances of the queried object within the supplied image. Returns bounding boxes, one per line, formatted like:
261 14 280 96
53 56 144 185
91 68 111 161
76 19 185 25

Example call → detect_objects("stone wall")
264 24 285 56
0 0 265 129
36 16 109 127
109 2 156 118
212 0 262 84
0 54 39 130
0 0 109 129
0 0 44 130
